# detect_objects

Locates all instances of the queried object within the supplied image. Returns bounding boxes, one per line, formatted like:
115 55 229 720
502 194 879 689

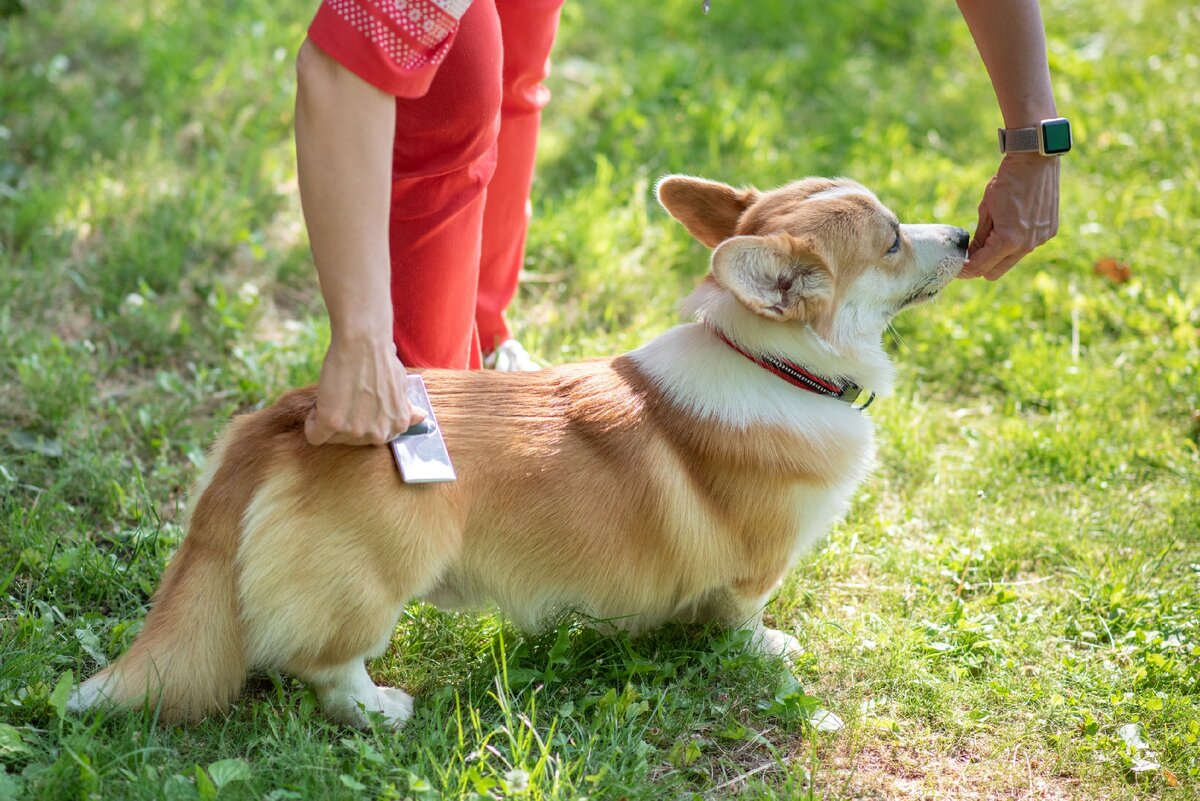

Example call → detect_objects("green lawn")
2 0 1198 798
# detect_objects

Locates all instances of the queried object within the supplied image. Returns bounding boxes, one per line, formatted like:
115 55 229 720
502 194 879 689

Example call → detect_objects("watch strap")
998 126 1041 154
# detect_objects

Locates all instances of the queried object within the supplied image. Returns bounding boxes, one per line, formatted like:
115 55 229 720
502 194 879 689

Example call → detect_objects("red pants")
388 0 564 369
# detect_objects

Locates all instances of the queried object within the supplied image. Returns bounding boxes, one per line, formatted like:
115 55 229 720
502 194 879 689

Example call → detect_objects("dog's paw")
320 683 414 730
377 687 414 728
752 627 804 662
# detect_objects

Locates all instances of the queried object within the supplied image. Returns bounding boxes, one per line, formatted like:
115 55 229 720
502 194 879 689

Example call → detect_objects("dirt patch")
821 739 1089 801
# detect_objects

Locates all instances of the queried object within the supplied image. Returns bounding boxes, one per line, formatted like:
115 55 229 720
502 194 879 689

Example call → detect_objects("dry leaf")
810 708 845 732
1094 257 1132 283
1118 722 1149 750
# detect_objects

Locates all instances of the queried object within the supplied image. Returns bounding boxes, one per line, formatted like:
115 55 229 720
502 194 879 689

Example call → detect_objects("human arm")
956 0 1061 280
295 38 422 445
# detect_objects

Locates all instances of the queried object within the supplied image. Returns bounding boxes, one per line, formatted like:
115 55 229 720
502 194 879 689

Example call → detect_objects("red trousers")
387 0 564 369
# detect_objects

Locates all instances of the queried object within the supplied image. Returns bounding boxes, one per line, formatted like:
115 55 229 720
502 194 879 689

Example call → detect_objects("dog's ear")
710 235 833 322
656 175 759 248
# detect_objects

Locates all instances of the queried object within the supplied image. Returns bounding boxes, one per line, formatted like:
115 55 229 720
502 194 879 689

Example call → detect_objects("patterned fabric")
431 0 471 17
308 0 473 97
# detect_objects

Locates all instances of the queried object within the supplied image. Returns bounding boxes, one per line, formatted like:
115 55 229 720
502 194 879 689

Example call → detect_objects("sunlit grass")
2 0 1197 798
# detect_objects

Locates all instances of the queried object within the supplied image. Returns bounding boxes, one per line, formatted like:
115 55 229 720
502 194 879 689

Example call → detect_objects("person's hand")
961 153 1060 280
305 335 425 446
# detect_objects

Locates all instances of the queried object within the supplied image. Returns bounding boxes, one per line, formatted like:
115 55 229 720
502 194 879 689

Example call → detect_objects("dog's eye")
886 231 901 255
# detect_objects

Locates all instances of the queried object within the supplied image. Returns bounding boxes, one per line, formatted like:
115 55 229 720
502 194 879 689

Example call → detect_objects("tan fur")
76 395 310 719
74 175 965 725
80 358 847 722
711 234 834 322
737 184 907 343
655 176 761 247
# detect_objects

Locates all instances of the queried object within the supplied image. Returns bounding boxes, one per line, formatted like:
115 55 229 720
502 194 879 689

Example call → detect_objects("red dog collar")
708 325 876 410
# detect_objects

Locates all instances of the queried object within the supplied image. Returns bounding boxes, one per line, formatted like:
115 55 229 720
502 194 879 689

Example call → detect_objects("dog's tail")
69 529 246 722
69 390 313 722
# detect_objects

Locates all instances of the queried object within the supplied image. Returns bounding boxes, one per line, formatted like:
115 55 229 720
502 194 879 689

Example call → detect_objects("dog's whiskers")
886 322 908 349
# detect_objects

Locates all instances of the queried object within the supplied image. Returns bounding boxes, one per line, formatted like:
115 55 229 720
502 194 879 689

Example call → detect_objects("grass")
1 0 1198 798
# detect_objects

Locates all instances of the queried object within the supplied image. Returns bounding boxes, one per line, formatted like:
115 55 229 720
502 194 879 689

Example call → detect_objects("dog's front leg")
726 589 803 662
741 613 804 662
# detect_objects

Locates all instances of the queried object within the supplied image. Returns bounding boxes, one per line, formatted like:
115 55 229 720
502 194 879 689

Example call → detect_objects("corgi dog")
70 176 969 728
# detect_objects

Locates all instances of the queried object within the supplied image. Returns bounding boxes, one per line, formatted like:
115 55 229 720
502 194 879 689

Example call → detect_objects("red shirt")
307 0 472 98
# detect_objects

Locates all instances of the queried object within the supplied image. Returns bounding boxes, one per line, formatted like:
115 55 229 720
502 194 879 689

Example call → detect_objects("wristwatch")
998 117 1072 156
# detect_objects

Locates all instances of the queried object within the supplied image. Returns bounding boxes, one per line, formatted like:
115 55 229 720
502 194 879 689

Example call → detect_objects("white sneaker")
484 339 542 371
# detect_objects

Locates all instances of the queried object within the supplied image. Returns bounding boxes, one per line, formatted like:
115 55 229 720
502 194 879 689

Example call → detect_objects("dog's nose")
953 227 969 252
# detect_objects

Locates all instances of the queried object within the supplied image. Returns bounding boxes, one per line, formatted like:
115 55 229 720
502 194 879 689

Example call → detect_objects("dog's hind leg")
236 460 460 728
278 600 415 729
743 617 803 661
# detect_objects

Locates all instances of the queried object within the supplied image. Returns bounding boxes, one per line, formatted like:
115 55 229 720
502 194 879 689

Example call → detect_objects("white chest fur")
631 323 876 461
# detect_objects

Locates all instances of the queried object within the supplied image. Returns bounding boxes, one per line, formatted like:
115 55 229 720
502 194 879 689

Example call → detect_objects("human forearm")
295 40 420 445
295 38 396 343
956 0 1056 127
956 0 1061 280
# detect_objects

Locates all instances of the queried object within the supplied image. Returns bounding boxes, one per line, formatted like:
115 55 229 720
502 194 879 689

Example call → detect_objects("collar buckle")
837 383 876 410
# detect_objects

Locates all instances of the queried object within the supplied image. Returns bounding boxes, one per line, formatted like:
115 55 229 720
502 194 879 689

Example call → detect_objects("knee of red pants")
388 196 486 369
496 0 564 116
388 141 496 370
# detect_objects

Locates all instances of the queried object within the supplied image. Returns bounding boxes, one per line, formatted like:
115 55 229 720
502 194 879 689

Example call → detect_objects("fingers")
960 154 1060 280
961 203 995 278
968 207 993 260
964 221 1042 280
304 409 331 446
305 406 397 446
963 201 1039 279
982 251 1027 281
304 338 426 447
963 238 1033 281
963 239 1008 279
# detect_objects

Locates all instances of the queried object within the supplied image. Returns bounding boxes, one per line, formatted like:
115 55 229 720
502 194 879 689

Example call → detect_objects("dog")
69 175 969 728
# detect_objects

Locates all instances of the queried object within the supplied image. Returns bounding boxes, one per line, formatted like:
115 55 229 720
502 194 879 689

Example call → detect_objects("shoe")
483 339 542 371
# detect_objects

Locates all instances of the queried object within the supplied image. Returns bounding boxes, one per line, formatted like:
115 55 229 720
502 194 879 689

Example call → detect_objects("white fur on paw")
377 687 414 728
322 685 414 729
754 628 803 661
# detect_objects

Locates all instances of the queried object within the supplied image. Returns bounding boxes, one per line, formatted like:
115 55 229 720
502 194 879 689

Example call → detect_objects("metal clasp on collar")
837 383 876 411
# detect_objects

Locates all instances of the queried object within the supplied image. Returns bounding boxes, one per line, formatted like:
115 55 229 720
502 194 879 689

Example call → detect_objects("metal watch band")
998 126 1041 154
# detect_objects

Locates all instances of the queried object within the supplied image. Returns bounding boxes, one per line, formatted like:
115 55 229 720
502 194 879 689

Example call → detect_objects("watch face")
1041 118 1072 155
